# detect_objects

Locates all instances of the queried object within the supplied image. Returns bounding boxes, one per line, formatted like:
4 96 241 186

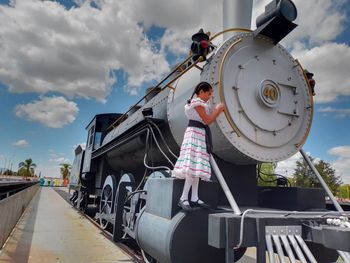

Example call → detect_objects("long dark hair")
187 81 213 104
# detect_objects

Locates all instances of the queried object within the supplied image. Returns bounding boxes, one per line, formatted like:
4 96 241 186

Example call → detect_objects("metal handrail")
0 181 38 200
210 155 241 215
300 148 344 212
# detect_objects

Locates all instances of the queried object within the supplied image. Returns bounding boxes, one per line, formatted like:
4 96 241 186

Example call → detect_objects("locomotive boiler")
69 0 350 262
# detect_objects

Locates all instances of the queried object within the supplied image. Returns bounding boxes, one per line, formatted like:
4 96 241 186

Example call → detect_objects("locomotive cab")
70 113 123 210
82 113 123 176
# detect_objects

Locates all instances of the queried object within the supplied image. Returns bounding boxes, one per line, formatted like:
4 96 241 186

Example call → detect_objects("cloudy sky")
0 0 349 183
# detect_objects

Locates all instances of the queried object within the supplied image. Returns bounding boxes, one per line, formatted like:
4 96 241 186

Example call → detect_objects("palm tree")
18 158 36 179
60 163 71 180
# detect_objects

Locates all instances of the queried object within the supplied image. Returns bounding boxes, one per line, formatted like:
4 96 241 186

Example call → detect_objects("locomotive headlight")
256 0 297 27
279 0 297 22
255 0 298 44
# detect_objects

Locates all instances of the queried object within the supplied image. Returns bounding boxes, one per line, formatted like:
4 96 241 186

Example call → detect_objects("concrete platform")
0 187 132 263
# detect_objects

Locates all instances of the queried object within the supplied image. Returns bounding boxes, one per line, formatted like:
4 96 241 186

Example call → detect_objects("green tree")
338 184 350 199
257 163 276 186
293 157 314 188
60 163 71 180
3 169 13 175
18 158 36 179
292 156 342 195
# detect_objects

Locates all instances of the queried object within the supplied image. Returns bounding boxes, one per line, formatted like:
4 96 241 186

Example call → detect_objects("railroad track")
54 188 145 263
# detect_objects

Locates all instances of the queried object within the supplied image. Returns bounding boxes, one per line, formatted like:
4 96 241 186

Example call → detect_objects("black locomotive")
69 1 350 262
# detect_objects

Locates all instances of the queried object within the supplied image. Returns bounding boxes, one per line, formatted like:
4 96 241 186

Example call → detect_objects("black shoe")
191 199 210 209
178 200 193 212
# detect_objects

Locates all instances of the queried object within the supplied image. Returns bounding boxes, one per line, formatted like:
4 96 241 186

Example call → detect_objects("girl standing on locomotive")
172 81 225 211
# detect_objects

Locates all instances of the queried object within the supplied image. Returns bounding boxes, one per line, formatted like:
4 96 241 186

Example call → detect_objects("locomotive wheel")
99 175 117 230
114 173 135 230
69 190 78 206
114 173 135 211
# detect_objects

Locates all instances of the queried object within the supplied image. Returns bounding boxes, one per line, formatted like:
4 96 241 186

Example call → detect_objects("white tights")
180 177 200 202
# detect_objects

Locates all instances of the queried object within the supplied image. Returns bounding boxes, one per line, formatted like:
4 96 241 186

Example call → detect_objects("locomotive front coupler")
208 209 350 263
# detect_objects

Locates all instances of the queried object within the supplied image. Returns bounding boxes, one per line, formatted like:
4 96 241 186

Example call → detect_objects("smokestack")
223 0 253 38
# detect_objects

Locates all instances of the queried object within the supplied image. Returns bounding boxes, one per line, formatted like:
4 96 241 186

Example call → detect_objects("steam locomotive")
69 0 350 262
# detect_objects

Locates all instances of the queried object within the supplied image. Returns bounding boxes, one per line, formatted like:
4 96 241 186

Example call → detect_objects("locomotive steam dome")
168 32 313 164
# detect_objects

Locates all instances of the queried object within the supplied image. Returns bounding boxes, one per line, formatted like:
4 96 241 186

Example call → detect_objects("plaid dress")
172 97 212 181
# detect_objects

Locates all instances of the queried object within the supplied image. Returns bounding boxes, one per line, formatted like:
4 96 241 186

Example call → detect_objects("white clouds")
328 146 350 184
126 38 170 91
288 0 346 45
275 148 350 184
292 43 350 103
12 139 30 147
318 106 350 118
160 29 193 56
0 0 169 100
0 0 347 102
329 146 350 159
127 0 218 31
126 0 222 57
48 149 71 166
160 4 220 55
148 0 347 56
73 142 86 151
15 96 79 128
253 0 346 45
275 152 302 177
35 163 61 178
37 149 71 178
49 157 70 164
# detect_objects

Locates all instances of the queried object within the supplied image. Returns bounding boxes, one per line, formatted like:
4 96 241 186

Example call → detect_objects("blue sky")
0 0 349 182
